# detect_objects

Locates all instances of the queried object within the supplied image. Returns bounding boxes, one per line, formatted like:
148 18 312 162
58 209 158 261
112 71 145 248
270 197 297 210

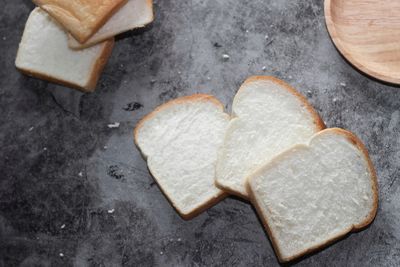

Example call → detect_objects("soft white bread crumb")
216 76 324 198
248 128 378 262
134 95 230 219
68 0 154 49
15 8 114 92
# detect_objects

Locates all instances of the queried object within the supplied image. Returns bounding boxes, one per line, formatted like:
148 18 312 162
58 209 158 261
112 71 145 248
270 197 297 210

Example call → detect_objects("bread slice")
32 0 127 43
15 8 114 92
68 0 154 49
134 95 230 219
216 76 325 198
247 128 378 262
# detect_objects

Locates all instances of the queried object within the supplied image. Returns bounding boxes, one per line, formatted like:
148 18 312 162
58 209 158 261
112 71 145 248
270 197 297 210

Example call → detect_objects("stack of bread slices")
134 76 378 262
15 0 154 92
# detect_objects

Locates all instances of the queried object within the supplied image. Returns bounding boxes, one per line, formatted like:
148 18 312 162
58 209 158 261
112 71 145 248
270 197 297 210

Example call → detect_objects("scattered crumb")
150 79 156 84
178 71 181 74
306 90 313 97
265 35 269 39
78 172 83 177
28 126 34 132
108 122 120 129
60 224 66 229
262 66 267 71
169 238 174 242
245 29 249 33
43 147 47 151
2 36 6 41
107 209 115 214
207 76 211 80
222 54 230 61
288 75 293 79
160 251 164 255
59 253 64 257
177 238 182 242
340 82 346 87
104 146 108 150
333 97 338 103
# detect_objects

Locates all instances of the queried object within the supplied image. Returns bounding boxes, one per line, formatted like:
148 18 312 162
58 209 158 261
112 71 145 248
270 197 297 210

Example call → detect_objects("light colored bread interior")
134 95 230 219
247 128 378 262
33 0 127 43
15 8 114 92
68 0 154 49
216 76 325 198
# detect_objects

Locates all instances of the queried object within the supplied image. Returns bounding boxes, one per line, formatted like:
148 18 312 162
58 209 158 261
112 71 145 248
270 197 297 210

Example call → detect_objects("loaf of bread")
15 8 114 92
216 76 325 198
32 0 127 43
68 0 154 49
247 128 378 262
134 95 230 219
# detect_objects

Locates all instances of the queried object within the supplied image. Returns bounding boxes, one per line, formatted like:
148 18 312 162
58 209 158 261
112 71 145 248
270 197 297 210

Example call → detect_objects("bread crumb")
150 79 156 84
59 253 64 257
108 122 120 129
177 238 182 242
340 82 346 87
2 36 6 41
222 54 230 61
107 209 115 214
104 146 108 150
178 71 181 74
288 75 293 79
262 66 267 71
43 147 47 151
265 35 269 39
78 172 83 177
333 97 338 103
160 251 164 255
60 224 66 229
28 126 34 132
207 76 211 80
245 30 249 33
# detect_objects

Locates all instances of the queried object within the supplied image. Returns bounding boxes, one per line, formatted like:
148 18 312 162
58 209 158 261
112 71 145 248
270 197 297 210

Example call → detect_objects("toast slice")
15 8 114 92
247 128 378 262
68 0 154 49
216 76 325 198
134 95 230 219
32 0 127 43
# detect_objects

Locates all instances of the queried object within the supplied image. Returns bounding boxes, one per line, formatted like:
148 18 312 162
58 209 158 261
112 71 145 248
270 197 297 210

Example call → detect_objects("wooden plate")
325 0 400 84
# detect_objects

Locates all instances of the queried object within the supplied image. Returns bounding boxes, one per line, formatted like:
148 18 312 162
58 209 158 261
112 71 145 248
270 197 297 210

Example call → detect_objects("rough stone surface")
1 0 399 266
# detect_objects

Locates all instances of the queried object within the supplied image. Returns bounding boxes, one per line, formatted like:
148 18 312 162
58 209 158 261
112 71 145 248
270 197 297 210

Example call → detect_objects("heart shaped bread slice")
216 76 325 198
15 8 114 92
134 95 230 219
247 128 378 262
33 0 128 43
68 0 154 49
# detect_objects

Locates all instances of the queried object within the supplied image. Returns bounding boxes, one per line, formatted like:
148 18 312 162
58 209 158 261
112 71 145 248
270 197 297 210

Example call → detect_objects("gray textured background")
1 0 399 266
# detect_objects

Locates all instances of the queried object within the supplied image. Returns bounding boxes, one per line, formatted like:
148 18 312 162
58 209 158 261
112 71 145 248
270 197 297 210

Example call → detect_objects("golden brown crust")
247 128 379 262
133 94 229 219
68 0 155 50
16 38 114 93
33 0 128 43
240 76 326 131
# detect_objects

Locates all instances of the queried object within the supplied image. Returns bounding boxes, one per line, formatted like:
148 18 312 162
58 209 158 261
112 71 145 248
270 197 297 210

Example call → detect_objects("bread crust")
134 94 230 220
216 76 326 198
33 0 128 43
247 128 378 263
68 0 155 49
16 38 114 93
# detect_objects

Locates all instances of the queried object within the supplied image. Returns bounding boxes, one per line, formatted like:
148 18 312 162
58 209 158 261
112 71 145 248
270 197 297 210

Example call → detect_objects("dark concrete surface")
1 0 400 266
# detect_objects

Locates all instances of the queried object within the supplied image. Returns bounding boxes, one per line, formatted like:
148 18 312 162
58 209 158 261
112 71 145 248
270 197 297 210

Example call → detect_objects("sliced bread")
216 76 325 198
68 0 154 49
15 8 114 92
134 95 230 219
32 0 127 43
247 128 378 262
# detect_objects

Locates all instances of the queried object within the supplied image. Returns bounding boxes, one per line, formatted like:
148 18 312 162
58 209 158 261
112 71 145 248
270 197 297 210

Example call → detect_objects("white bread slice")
33 0 127 43
247 128 378 262
216 76 325 198
134 95 230 219
68 0 154 49
15 8 114 92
